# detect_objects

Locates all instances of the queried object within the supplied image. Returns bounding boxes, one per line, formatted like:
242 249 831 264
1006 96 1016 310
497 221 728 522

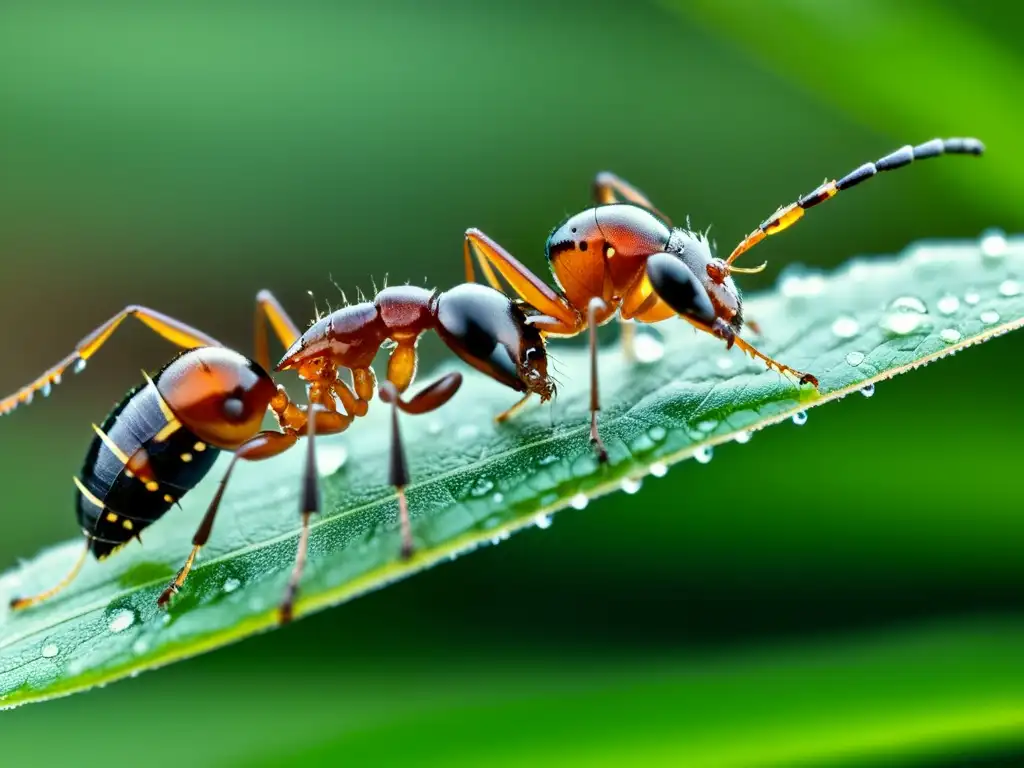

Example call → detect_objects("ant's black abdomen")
76 373 221 559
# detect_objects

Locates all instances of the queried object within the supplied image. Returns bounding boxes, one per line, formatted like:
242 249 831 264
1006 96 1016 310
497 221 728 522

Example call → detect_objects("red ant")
464 137 984 459
3 283 553 623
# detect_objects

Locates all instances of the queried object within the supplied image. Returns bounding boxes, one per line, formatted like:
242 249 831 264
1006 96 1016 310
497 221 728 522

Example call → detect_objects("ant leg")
380 373 463 560
0 306 221 415
592 171 672 225
645 254 818 387
496 393 533 423
464 229 581 329
158 406 350 609
726 137 984 269
9 541 89 610
254 290 302 373
279 396 323 625
587 298 609 463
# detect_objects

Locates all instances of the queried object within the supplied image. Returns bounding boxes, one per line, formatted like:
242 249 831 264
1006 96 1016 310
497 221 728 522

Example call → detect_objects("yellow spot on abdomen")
105 512 118 522
180 452 193 463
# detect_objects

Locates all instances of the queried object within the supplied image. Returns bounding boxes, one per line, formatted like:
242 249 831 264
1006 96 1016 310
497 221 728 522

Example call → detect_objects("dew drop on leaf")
792 411 808 426
980 310 1000 325
620 477 643 495
980 228 1007 258
73 359 87 374
41 644 59 659
569 493 589 510
998 279 1020 298
940 328 962 344
831 315 860 339
860 383 876 398
845 351 865 366
470 477 494 497
694 446 713 464
650 462 668 478
648 425 667 442
534 513 552 529
734 430 752 444
964 290 980 305
492 492 504 505
223 577 241 594
108 609 136 634
633 333 665 363
936 295 960 315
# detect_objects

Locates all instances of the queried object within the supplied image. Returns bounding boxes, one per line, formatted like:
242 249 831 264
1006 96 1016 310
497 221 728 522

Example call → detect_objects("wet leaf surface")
2 235 1022 708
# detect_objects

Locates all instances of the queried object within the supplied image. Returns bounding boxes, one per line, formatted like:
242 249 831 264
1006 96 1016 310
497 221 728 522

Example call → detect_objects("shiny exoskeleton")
3 282 553 624
464 137 984 458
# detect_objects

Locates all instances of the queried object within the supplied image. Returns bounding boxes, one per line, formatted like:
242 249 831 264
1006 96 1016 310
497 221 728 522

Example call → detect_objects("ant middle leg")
379 372 463 560
587 298 610 463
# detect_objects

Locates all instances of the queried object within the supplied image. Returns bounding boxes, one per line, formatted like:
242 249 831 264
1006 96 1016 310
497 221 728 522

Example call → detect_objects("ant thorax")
667 228 743 329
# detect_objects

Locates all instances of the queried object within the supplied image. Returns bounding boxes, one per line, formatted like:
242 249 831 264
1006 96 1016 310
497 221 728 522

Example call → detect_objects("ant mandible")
2 283 553 623
464 137 985 459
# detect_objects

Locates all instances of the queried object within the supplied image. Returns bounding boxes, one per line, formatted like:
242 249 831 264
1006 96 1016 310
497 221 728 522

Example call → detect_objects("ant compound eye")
525 347 543 363
222 397 245 420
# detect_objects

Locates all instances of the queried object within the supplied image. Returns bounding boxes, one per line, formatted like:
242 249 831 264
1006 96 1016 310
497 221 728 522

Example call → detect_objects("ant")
2 283 553 623
464 137 984 459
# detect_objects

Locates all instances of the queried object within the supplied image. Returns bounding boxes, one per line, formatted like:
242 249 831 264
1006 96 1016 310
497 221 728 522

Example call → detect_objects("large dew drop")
569 493 589 510
881 296 929 336
936 295 960 315
792 411 808 426
694 446 713 464
108 609 136 634
980 228 1007 258
41 644 59 659
940 328 962 344
845 351 865 367
999 279 1021 298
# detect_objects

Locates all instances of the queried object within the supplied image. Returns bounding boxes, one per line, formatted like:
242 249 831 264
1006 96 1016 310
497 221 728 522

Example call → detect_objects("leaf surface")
2 235 1022 707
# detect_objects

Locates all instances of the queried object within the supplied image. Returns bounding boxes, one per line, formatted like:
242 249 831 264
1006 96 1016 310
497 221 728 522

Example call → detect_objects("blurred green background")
1 1 1022 765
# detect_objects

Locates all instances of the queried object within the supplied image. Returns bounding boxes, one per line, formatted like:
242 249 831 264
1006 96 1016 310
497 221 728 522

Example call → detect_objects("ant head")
659 232 748 333
434 284 554 402
156 347 276 450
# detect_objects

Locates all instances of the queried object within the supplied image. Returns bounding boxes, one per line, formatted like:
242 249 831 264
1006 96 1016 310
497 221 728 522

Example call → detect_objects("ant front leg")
644 254 818 388
586 298 610 463
379 372 463 560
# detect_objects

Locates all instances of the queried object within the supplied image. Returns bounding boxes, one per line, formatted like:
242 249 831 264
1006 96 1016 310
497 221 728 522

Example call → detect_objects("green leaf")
2 235 1022 708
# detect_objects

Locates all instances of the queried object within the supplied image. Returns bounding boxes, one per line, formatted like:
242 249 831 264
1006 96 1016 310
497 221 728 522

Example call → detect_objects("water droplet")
980 310 1000 325
998 279 1021 298
860 383 875 398
456 424 478 441
41 644 59 658
830 316 860 339
891 296 928 313
780 273 826 298
695 419 718 433
845 351 865 366
964 290 980 306
108 609 136 634
534 513 552 530
427 419 443 436
41 381 52 398
538 454 559 467
633 333 664 363
648 425 667 442
734 430 752 444
223 577 241 593
940 328 962 344
650 462 668 478
620 477 643 495
470 477 494 497
881 296 928 336
492 492 505 505
570 493 589 510
694 446 713 464
53 373 62 385
23 391 33 405
73 358 87 374
716 356 734 371
317 445 348 475
792 411 808 426
980 228 1007 258
936 295 960 315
